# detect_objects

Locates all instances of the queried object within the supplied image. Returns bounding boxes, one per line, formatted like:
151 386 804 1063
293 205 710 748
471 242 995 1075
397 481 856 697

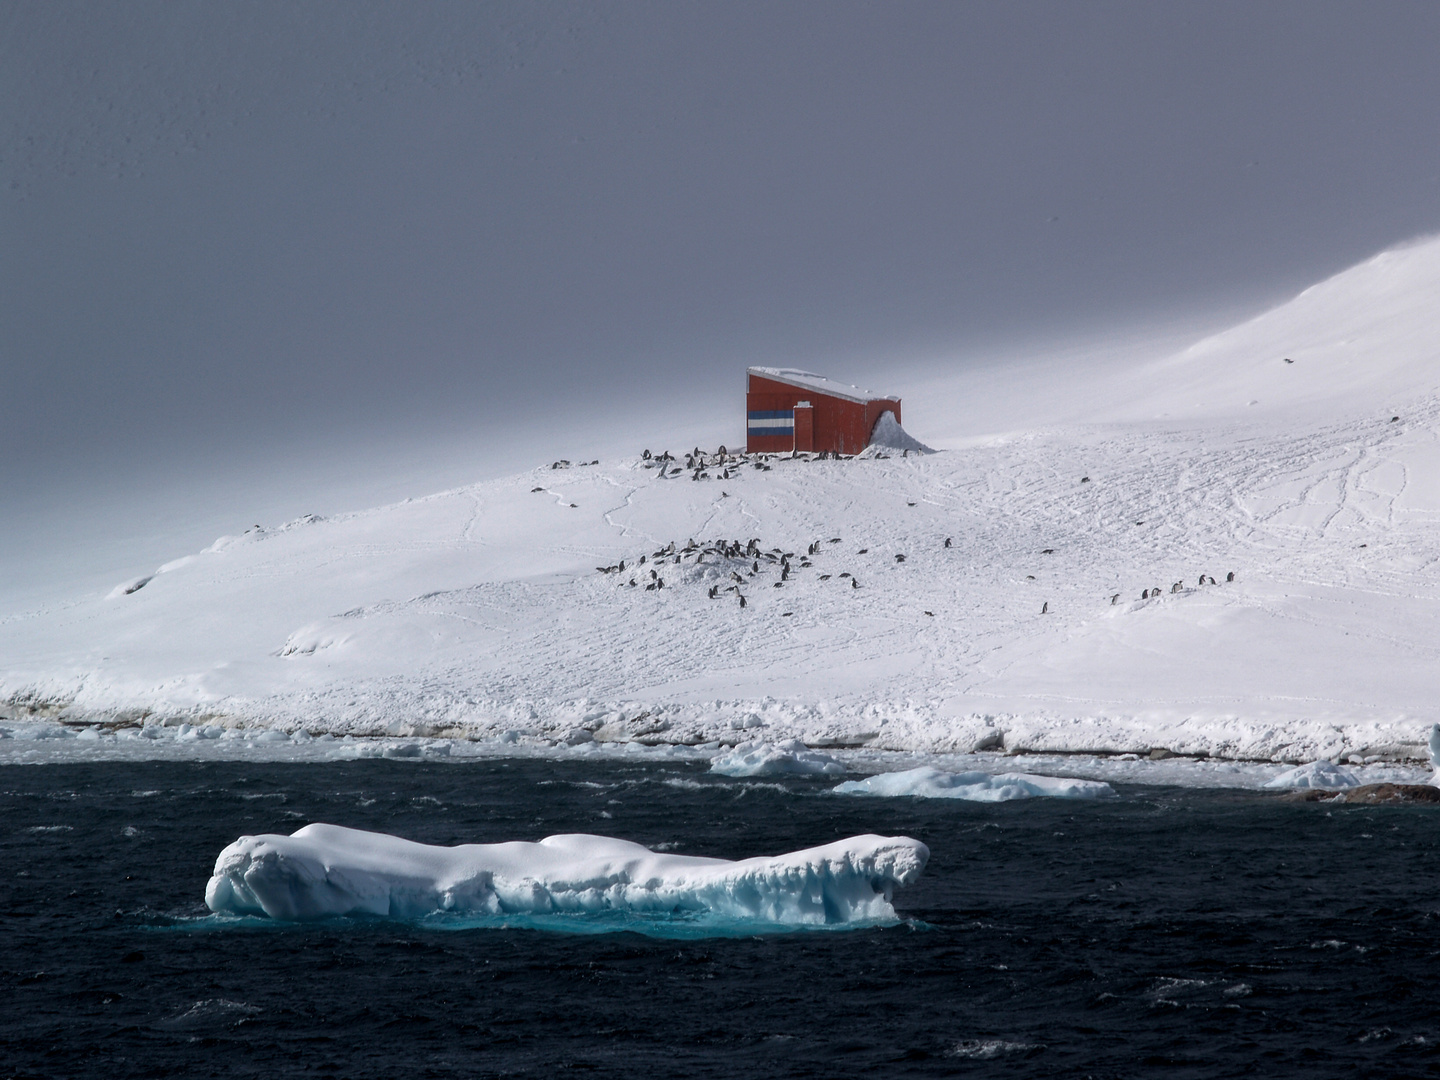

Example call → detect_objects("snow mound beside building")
862 410 934 454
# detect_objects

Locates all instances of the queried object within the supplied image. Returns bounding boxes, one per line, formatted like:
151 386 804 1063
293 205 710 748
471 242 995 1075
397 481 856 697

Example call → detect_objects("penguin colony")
596 534 854 607
587 450 1244 620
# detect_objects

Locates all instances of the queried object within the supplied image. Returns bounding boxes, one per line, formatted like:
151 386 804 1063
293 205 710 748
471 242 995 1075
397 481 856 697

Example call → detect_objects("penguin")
1111 594 1120 605
857 548 868 555
1226 571 1235 582
773 582 783 588
708 585 718 599
657 577 664 589
818 574 831 581
851 578 860 589
1171 582 1183 594
944 537 952 548
739 595 747 608
1141 589 1150 600
894 554 906 563
753 560 759 573
1041 602 1048 614
839 572 852 579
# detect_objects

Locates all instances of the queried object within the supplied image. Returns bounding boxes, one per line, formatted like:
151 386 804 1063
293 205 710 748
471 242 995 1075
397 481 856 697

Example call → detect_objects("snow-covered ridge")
5 238 1440 764
205 824 929 928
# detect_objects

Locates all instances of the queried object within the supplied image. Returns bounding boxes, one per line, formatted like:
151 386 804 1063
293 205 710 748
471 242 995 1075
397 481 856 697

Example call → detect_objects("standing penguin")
1041 602 1048 614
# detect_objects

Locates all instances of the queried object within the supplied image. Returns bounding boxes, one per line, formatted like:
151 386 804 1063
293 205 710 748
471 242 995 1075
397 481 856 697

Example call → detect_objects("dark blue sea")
5 759 1440 1078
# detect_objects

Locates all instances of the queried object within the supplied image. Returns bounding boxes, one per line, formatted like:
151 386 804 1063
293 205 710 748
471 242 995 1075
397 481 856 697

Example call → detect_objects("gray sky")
3 1 1439 595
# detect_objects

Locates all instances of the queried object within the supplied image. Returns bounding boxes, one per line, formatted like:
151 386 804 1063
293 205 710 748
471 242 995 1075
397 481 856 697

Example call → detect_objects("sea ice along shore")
5 238 1440 763
205 823 929 928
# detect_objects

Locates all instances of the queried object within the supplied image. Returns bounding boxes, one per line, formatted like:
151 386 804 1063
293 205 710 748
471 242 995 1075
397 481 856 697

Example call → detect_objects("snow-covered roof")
747 366 898 404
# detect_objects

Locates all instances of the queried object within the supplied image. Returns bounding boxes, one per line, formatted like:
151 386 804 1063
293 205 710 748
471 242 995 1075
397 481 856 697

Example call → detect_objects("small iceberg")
205 824 928 929
833 766 1115 802
709 739 846 778
1262 760 1362 790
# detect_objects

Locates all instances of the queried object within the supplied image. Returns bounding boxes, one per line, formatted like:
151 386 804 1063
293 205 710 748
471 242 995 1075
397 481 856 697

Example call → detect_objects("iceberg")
833 765 1116 801
1262 760 1362 790
709 738 846 778
205 823 928 928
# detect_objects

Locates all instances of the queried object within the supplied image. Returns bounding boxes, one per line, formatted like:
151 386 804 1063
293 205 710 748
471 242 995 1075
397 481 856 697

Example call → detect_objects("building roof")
747 366 898 405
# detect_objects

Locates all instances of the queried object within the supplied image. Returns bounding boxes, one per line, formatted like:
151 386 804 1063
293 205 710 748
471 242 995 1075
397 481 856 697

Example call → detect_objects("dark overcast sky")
3 1 1439 586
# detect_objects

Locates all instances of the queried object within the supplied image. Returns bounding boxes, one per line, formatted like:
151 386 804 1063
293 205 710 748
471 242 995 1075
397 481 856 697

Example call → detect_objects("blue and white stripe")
747 409 794 436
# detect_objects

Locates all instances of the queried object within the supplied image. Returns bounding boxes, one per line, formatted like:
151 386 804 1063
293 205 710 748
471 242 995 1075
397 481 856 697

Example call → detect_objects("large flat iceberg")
833 766 1115 801
205 823 928 929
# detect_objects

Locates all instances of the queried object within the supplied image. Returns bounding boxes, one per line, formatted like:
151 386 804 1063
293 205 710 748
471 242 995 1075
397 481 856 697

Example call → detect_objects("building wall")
745 373 900 454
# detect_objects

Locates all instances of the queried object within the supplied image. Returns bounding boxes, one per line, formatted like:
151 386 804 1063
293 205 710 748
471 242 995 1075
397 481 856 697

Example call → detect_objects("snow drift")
833 766 1115 801
864 410 933 454
205 823 929 927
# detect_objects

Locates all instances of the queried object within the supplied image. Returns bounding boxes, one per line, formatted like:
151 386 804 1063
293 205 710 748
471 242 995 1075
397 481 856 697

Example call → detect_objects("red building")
745 367 901 455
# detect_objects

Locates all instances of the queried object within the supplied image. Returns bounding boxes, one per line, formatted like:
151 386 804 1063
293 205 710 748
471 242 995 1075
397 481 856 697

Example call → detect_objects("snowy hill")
4 237 1440 763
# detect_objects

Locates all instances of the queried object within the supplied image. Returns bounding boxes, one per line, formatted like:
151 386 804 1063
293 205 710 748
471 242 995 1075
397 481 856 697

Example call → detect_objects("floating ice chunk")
204 824 928 927
1428 723 1440 775
833 765 1116 801
1262 760 1362 790
709 739 845 778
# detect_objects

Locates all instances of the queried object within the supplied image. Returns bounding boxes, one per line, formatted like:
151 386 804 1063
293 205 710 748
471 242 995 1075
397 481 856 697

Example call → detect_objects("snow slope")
4 237 1440 764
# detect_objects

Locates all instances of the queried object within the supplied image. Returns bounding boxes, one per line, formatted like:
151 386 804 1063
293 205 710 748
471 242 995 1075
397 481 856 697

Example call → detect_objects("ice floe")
205 823 928 928
833 765 1115 801
709 739 846 778
1261 760 1363 790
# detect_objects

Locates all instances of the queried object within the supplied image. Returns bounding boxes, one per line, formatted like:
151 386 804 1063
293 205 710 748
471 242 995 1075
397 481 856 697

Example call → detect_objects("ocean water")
4 759 1440 1078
